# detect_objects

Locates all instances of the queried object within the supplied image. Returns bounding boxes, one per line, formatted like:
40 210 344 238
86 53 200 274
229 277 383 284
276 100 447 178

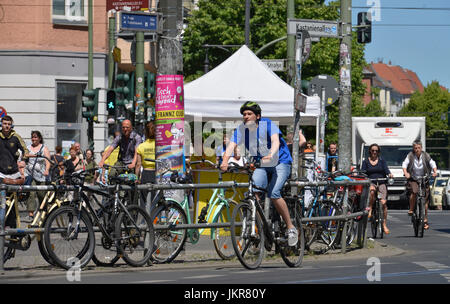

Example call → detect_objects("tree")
399 81 450 168
399 82 450 168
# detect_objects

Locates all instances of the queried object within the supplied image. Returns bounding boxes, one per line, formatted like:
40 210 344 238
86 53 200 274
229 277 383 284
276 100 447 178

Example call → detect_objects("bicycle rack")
0 178 370 271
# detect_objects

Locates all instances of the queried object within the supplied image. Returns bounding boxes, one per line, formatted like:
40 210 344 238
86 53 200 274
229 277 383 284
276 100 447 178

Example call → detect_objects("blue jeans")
252 163 291 199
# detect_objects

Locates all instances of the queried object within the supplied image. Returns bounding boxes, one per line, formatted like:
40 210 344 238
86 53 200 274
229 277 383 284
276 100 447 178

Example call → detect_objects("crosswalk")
413 261 450 282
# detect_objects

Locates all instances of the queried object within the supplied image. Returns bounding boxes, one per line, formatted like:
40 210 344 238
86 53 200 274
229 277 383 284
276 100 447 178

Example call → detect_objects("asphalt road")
2 210 450 287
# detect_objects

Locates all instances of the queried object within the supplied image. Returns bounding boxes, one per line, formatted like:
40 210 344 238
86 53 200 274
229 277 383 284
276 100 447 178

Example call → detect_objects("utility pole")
158 0 183 75
135 31 145 135
286 0 295 86
245 0 250 46
87 0 94 151
338 0 352 172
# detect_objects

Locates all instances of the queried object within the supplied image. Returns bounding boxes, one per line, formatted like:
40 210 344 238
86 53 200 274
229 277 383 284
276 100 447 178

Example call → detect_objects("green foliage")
399 81 450 138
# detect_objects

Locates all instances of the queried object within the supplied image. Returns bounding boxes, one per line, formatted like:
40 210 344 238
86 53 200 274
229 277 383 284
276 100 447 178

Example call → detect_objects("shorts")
370 183 387 201
407 180 430 199
252 163 291 199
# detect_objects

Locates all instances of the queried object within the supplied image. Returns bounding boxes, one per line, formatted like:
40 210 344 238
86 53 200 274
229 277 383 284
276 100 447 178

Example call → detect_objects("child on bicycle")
361 143 393 234
220 101 298 246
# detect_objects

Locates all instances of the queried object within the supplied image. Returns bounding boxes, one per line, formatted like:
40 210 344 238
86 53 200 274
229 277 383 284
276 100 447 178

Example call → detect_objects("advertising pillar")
155 75 185 201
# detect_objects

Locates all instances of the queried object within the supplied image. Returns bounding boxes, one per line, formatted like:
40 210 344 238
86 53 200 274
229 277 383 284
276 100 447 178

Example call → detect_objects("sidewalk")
0 232 405 280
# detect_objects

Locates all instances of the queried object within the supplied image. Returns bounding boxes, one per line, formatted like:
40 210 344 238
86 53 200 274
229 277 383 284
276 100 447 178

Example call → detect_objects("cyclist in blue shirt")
220 101 298 246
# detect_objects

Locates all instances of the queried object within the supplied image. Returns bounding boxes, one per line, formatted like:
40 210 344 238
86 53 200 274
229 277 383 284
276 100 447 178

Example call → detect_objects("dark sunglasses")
370 149 379 152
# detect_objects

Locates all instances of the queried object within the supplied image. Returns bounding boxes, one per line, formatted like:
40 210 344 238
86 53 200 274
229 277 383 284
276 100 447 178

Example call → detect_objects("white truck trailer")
352 117 426 207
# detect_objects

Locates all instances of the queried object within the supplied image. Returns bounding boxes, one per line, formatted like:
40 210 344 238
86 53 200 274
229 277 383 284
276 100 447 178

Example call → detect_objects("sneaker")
287 227 298 247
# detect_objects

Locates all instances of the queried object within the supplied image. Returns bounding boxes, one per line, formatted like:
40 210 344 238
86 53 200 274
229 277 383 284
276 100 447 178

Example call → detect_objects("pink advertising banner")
155 75 185 186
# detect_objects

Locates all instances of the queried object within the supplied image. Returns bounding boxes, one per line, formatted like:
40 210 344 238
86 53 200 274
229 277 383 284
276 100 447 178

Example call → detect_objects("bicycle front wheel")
92 210 120 267
150 201 188 264
319 200 341 249
115 205 154 267
44 206 95 270
280 199 304 268
212 200 238 260
370 201 379 239
230 202 264 270
418 197 425 238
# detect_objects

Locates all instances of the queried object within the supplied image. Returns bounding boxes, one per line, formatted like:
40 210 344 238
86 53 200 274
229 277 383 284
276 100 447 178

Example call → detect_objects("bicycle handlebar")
369 177 394 185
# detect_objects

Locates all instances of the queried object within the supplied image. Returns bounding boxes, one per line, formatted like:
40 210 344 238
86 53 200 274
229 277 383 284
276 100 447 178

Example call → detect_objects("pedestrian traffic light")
106 89 116 117
82 88 99 122
145 71 156 99
357 12 372 43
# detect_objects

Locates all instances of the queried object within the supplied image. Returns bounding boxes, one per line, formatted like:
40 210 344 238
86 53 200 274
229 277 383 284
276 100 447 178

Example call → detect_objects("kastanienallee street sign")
288 19 339 38
107 0 148 12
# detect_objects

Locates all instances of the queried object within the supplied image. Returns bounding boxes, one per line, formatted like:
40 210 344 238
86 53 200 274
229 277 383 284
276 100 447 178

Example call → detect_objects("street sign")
261 59 285 71
308 75 339 106
288 19 339 38
107 0 148 12
119 11 159 32
0 106 7 118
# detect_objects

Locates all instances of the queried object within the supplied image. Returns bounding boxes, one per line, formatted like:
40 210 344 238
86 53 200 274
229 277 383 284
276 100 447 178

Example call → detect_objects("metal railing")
0 178 370 271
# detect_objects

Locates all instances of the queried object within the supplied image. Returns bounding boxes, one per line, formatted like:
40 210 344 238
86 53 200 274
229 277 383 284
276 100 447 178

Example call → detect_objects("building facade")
363 61 424 116
0 0 158 157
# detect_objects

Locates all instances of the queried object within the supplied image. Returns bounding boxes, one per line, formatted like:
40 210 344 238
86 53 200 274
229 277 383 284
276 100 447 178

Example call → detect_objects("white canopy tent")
184 45 320 126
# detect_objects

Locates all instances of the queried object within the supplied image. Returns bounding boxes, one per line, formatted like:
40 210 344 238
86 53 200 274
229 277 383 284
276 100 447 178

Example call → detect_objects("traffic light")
145 71 156 99
301 79 310 94
116 72 135 112
357 12 372 43
106 89 116 117
82 88 99 122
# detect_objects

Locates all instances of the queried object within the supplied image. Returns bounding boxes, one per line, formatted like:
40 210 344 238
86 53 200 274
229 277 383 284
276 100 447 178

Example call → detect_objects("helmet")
240 101 261 116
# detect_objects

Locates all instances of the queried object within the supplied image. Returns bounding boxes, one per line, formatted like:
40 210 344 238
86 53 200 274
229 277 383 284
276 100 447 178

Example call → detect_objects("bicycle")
368 177 393 239
2 156 67 265
148 158 238 263
299 159 354 253
229 161 305 270
43 166 154 269
410 175 430 238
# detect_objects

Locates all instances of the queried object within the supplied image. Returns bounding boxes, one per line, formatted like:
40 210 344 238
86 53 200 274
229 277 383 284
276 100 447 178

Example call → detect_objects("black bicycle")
43 167 154 269
369 177 393 239
229 161 304 269
410 175 430 238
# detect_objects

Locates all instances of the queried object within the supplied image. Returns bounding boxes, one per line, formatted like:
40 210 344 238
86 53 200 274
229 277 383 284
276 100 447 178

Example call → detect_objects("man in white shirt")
402 141 437 229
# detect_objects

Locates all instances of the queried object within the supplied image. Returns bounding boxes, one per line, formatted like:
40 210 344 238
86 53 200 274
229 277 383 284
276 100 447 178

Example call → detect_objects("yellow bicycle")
2 157 69 265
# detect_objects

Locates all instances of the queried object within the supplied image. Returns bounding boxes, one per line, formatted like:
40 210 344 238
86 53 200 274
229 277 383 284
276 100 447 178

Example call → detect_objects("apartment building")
363 61 424 116
0 0 159 157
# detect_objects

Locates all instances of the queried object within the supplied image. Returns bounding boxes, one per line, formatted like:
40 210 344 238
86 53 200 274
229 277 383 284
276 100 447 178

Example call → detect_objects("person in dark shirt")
361 143 393 234
326 142 338 173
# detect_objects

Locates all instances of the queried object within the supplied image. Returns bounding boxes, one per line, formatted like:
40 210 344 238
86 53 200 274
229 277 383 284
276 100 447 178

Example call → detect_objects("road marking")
413 261 450 282
285 268 450 284
132 279 175 284
413 261 449 271
182 274 225 279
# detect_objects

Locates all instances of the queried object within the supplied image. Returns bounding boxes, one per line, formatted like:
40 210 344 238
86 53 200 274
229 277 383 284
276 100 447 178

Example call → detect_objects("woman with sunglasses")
361 143 393 234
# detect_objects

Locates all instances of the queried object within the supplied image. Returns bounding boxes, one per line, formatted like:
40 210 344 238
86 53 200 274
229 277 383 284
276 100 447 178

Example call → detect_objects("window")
52 0 87 25
56 82 87 157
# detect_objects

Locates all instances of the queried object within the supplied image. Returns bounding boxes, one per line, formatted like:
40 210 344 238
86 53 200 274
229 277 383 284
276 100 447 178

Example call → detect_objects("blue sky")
326 0 450 89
